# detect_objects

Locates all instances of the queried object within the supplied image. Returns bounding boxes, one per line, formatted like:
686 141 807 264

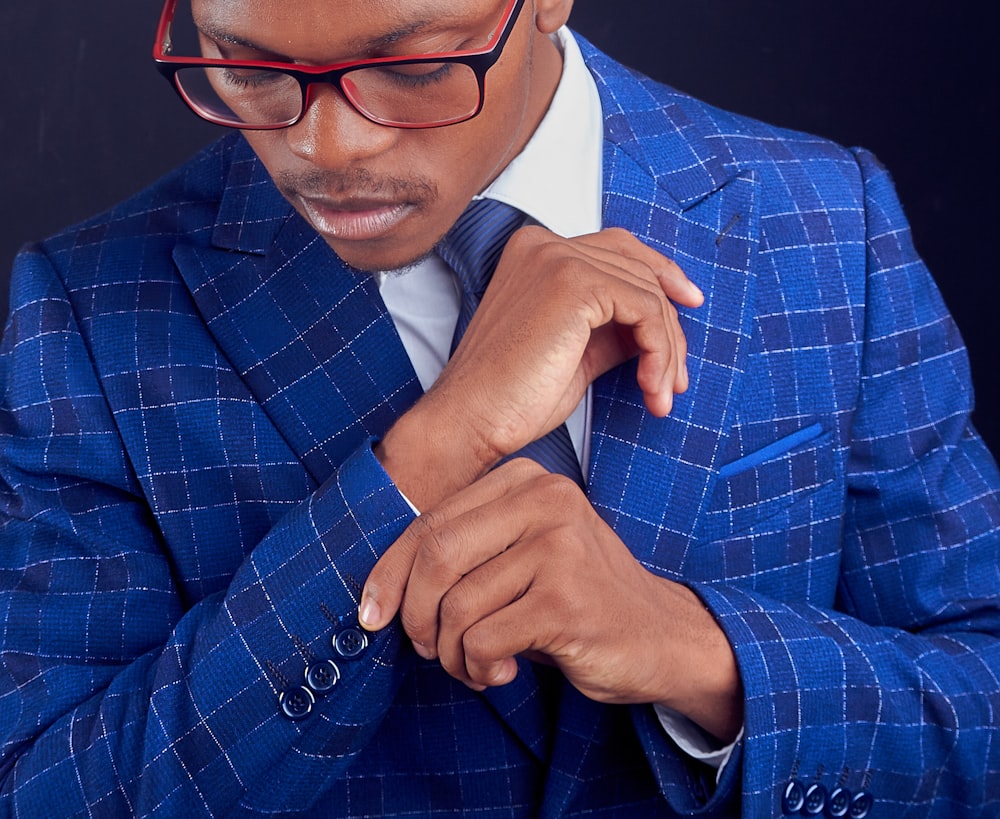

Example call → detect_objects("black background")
2 1 997 453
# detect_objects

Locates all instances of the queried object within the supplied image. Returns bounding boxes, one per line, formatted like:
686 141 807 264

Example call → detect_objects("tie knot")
439 198 525 299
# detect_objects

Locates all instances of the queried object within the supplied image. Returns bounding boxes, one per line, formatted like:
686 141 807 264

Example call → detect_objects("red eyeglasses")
153 0 526 130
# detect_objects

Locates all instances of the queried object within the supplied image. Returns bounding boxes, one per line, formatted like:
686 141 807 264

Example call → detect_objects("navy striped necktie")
439 198 585 487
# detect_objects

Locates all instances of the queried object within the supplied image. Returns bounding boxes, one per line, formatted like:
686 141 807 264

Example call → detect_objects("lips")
298 196 417 242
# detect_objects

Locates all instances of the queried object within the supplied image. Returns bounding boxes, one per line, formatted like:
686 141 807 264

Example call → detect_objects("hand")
450 226 701 435
377 226 703 510
359 459 742 743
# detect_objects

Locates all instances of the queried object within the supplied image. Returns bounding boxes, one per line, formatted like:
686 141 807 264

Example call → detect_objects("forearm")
155 443 419 814
1 256 419 818
695 578 999 815
0 442 418 817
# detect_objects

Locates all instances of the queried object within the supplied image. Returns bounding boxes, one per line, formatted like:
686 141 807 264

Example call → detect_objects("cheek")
240 130 289 176
449 64 536 187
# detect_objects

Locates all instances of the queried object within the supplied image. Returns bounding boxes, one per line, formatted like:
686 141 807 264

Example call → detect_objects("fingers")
435 552 544 689
427 226 698 471
399 494 525 657
637 297 689 415
563 261 684 415
399 468 574 656
547 229 698 416
359 460 548 634
574 227 704 308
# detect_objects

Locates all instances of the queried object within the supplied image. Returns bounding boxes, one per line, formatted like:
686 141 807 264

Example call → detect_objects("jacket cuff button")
305 659 341 694
333 626 369 659
848 791 874 819
782 779 806 814
279 685 315 720
803 783 827 815
826 787 851 817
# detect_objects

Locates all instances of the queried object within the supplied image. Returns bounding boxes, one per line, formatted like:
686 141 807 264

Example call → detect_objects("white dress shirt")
377 27 739 776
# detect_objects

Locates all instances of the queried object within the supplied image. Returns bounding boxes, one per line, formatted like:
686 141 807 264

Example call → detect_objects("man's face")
191 0 567 273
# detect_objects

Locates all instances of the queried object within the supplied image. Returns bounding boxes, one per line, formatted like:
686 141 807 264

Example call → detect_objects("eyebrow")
195 16 453 61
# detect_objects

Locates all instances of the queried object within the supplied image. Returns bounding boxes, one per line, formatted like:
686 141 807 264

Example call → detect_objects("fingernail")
359 597 381 630
412 641 434 660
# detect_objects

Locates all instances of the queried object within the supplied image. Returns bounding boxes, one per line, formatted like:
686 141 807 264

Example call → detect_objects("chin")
323 234 439 277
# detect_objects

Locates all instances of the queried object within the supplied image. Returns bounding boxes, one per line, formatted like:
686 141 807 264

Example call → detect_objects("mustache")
275 166 437 202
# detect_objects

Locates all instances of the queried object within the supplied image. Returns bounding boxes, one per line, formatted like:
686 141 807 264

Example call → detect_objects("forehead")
190 0 494 59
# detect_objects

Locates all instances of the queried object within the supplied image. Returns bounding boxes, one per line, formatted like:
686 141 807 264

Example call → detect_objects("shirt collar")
478 28 604 238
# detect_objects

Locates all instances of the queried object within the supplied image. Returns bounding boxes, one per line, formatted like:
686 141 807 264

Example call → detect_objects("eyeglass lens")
168 1 485 127
174 63 482 128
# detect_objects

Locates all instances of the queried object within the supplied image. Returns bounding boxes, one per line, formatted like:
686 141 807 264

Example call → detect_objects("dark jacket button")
826 787 851 817
333 627 369 659
305 659 341 694
279 685 315 720
804 783 827 815
849 791 874 819
782 780 806 814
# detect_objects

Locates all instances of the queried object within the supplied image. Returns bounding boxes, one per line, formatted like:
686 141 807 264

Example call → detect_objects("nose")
284 83 399 169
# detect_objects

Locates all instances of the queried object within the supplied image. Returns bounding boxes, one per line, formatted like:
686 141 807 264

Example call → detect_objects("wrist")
376 394 500 510
649 580 744 744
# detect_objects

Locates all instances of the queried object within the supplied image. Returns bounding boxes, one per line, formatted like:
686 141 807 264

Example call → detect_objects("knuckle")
542 580 580 620
507 456 547 480
547 255 584 288
510 223 546 245
603 226 633 246
421 527 454 569
407 511 439 551
439 587 472 625
534 471 581 502
413 509 440 535
504 225 553 260
639 286 666 311
548 531 580 567
462 625 493 665
399 606 429 641
414 515 460 572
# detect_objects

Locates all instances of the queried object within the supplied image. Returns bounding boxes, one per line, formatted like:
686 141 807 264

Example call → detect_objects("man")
0 0 996 816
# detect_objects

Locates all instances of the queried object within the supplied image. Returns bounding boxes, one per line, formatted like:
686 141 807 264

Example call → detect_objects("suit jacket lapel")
583 39 761 577
589 146 760 575
172 140 422 486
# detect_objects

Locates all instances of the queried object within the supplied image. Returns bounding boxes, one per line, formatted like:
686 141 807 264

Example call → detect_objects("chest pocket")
697 423 837 544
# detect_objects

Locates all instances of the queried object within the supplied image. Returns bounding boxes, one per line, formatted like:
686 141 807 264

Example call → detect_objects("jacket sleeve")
636 149 1000 818
0 249 416 816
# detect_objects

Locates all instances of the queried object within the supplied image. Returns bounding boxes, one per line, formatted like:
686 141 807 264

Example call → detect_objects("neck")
483 29 564 192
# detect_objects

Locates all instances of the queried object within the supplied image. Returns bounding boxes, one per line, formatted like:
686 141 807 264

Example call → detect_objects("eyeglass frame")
152 0 527 130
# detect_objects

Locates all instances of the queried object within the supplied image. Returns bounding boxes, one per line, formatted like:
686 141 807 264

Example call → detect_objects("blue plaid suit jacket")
1 38 997 818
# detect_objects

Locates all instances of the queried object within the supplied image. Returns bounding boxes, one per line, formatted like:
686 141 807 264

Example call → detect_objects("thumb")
361 464 532 630
359 522 424 630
